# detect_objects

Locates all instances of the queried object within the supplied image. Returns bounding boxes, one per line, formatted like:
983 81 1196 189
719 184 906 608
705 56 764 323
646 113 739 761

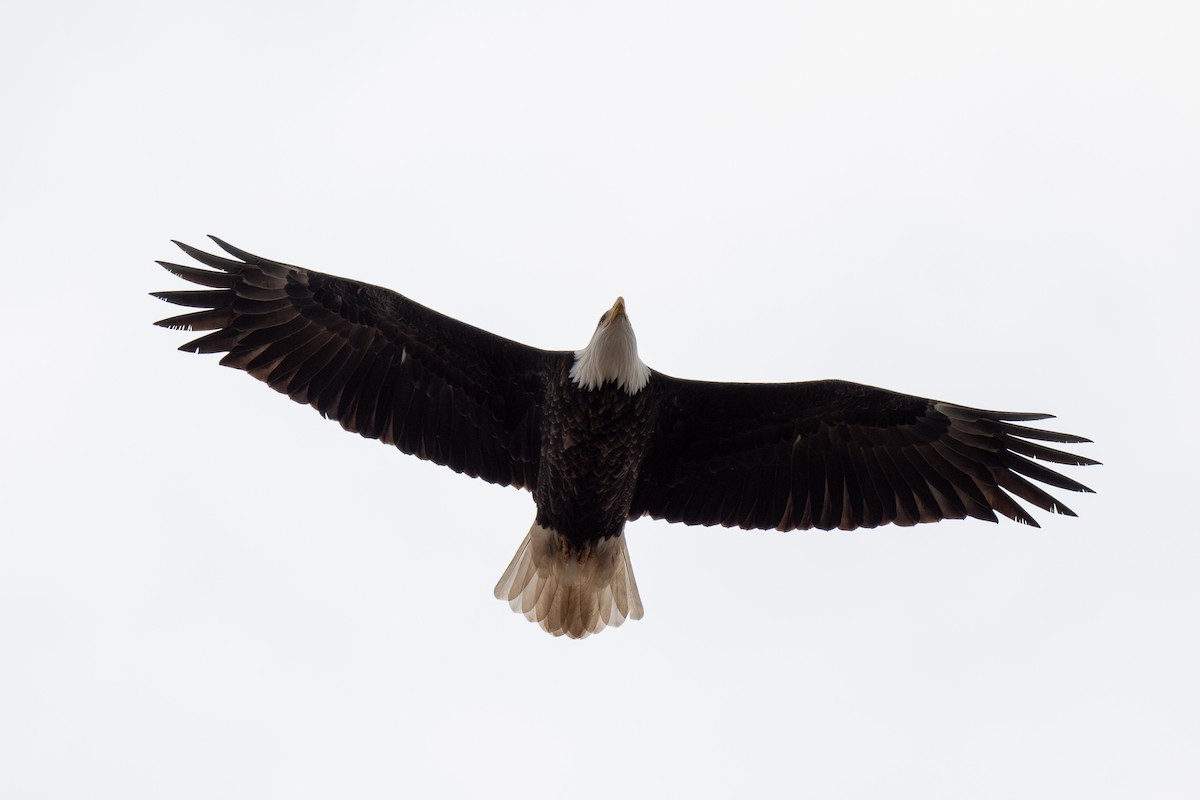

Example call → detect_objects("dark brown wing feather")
153 237 567 489
631 376 1097 531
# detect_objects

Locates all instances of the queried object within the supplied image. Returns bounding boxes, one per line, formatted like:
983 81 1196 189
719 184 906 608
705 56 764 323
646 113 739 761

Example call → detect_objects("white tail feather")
494 523 644 639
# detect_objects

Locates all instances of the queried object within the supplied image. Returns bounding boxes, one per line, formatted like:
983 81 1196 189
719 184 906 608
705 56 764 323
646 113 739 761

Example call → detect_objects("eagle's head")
570 296 651 394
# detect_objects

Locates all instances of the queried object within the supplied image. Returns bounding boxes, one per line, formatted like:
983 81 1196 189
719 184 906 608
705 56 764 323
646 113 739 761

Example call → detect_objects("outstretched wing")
632 377 1097 531
153 237 566 489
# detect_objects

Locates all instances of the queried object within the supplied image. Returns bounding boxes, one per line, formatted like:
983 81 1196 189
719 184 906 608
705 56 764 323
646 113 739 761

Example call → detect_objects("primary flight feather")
153 237 1097 638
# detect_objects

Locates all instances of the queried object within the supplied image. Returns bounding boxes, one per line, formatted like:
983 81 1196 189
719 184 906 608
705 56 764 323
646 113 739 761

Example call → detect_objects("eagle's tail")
493 522 643 639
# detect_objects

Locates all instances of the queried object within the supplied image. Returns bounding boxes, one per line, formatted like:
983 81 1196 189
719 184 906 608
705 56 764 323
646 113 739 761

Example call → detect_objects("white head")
569 296 651 394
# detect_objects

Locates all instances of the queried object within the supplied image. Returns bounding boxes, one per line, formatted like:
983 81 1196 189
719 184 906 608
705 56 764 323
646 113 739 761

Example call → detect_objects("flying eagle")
153 238 1097 639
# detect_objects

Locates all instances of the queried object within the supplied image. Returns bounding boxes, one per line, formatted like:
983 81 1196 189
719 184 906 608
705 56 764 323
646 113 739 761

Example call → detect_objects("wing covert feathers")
631 378 1096 533
153 237 555 490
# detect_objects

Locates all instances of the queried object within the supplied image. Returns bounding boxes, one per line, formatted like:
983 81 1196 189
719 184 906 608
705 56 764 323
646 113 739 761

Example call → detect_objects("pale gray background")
1 2 1196 798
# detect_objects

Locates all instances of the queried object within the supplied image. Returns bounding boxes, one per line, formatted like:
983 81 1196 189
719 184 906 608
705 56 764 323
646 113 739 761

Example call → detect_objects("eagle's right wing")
153 237 566 490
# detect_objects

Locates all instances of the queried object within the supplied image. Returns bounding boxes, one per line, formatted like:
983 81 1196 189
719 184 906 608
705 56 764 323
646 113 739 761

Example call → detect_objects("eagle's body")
154 238 1097 638
538 357 657 548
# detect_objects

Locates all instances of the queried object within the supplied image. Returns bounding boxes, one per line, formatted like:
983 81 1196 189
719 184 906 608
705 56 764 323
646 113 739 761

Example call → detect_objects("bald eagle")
153 238 1097 639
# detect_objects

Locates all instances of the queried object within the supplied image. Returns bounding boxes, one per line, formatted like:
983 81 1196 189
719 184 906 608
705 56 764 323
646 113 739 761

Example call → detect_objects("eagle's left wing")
631 376 1096 531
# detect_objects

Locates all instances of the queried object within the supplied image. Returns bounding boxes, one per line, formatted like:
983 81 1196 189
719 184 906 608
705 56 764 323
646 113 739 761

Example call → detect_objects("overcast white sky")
1 1 1197 797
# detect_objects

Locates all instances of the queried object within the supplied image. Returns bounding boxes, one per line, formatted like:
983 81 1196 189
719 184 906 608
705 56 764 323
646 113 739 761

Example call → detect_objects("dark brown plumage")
632 379 1096 531
153 237 1097 637
154 238 552 490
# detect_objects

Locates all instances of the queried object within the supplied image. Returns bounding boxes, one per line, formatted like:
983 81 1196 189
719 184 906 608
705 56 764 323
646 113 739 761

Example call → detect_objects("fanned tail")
493 523 643 639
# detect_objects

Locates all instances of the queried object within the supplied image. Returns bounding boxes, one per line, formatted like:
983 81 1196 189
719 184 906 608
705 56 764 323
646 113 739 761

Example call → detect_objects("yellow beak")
604 296 627 328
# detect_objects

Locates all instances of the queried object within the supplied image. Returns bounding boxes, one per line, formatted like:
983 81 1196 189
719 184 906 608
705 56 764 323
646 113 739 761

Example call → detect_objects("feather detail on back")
494 523 644 638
